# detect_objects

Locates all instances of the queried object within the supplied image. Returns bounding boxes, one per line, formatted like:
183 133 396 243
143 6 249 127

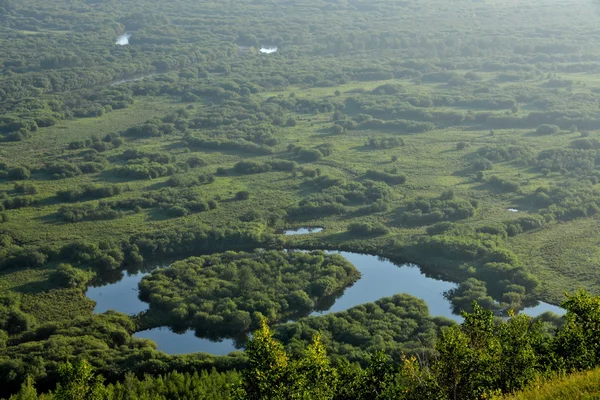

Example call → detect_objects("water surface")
87 249 564 354
260 47 277 54
522 301 565 316
135 328 238 355
116 33 131 45
283 227 323 235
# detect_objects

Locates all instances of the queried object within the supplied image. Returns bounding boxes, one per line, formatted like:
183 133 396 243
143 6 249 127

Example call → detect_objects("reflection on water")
521 301 565 316
135 328 240 355
316 251 459 320
87 271 148 315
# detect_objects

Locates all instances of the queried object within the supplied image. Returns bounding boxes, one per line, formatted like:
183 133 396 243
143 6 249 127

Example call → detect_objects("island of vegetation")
137 250 360 337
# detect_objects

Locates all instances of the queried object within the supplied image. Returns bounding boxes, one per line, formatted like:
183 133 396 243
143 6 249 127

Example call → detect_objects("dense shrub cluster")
186 136 273 155
57 204 123 222
366 136 405 149
399 196 478 226
56 184 124 202
365 169 406 185
289 178 392 219
488 175 520 192
114 161 178 180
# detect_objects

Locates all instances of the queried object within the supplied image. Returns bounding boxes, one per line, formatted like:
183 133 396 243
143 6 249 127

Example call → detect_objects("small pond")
283 227 323 235
116 33 131 45
260 46 277 54
87 248 564 355
521 301 564 316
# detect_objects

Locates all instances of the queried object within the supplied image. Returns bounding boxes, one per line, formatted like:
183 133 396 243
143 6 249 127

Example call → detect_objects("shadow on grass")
12 279 55 294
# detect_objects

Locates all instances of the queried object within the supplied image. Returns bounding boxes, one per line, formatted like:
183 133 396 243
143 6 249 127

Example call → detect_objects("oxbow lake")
86 229 565 355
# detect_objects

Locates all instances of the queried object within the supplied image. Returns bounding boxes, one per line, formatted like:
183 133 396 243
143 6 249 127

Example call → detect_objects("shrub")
536 124 560 135
365 170 406 185
235 191 250 200
7 167 30 180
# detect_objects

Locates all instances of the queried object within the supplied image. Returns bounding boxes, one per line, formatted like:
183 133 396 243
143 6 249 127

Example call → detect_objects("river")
86 228 565 355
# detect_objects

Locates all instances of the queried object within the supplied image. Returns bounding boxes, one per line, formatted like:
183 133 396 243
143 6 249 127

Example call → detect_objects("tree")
235 191 250 201
433 303 500 400
235 320 338 400
8 377 38 400
554 289 600 372
8 167 30 181
535 124 560 135
54 360 107 400
235 319 290 400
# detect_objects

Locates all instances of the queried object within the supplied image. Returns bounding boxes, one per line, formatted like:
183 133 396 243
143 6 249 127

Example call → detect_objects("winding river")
86 228 565 355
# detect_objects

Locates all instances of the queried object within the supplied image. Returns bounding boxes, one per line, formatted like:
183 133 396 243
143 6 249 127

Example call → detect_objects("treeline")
0 223 275 275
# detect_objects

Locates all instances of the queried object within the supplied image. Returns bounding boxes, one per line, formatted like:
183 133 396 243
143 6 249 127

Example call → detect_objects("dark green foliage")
290 146 324 162
488 175 520 192
114 162 178 180
235 191 250 201
54 360 107 400
234 161 272 175
42 162 82 179
0 294 36 335
276 294 451 364
13 183 37 195
400 197 477 226
57 204 122 223
536 124 560 135
7 167 30 181
10 292 600 400
57 184 123 202
49 264 90 289
347 222 390 236
365 170 406 185
186 137 273 155
1 195 37 210
186 155 207 168
476 145 532 164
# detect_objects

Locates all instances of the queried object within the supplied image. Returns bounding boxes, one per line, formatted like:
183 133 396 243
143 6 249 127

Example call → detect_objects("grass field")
498 369 600 400
2 69 600 322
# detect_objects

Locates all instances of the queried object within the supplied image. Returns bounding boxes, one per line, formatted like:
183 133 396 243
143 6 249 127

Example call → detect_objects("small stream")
86 227 565 355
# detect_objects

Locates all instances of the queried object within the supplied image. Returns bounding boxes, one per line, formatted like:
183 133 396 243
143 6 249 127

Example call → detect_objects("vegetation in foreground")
4 289 600 400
